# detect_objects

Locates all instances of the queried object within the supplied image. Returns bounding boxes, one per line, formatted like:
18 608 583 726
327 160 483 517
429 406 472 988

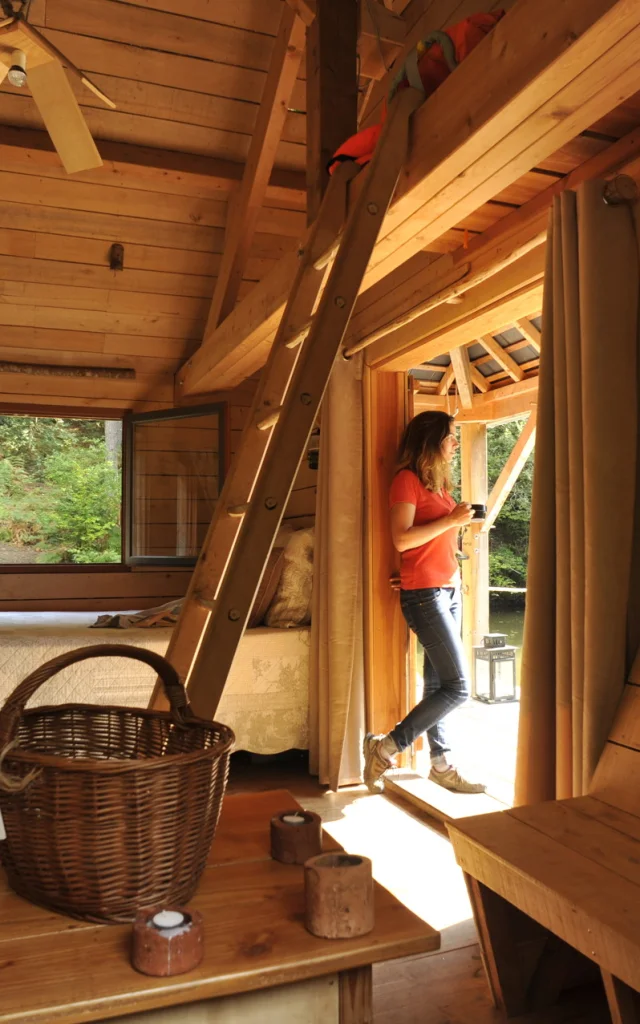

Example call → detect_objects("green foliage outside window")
0 416 122 564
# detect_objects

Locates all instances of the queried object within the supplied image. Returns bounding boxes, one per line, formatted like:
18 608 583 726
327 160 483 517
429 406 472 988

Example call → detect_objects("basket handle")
0 644 192 747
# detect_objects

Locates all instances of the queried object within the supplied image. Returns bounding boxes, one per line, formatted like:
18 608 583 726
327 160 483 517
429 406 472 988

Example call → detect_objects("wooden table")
0 789 439 1023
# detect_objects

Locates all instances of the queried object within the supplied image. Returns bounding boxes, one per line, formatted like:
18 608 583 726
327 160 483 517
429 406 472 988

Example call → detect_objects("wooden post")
460 423 489 684
305 0 359 222
363 368 408 737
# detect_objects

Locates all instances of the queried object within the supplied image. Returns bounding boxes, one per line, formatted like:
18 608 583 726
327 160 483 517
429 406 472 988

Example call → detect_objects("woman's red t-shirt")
389 469 459 589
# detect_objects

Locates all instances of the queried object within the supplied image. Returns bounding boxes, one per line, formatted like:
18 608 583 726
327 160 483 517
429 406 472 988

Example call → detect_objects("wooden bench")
0 789 439 1023
448 655 640 1023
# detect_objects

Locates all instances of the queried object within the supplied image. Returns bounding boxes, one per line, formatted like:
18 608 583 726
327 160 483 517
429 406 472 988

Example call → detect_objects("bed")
0 612 310 755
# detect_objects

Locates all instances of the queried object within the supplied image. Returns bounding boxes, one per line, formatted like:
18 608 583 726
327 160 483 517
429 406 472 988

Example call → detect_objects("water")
490 604 525 678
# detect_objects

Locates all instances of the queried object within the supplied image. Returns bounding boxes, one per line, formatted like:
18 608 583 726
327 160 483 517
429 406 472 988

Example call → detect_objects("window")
124 404 225 566
0 414 123 565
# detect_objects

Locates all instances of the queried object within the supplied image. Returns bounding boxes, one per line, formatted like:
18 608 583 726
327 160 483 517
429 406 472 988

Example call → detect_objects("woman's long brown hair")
396 411 454 493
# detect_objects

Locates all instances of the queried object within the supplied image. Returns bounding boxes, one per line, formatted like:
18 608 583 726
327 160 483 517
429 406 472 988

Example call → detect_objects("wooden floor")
228 753 611 1024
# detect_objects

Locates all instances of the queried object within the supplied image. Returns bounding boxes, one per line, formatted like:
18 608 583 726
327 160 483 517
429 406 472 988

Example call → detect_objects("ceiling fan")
0 0 115 174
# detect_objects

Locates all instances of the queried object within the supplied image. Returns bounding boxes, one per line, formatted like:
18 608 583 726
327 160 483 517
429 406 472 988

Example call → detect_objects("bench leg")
602 970 640 1024
465 874 591 1018
339 965 373 1024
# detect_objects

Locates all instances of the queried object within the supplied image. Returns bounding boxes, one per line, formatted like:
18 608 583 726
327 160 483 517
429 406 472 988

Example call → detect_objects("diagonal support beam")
450 346 474 408
205 7 306 331
515 318 541 352
480 334 525 382
438 363 455 396
482 411 537 531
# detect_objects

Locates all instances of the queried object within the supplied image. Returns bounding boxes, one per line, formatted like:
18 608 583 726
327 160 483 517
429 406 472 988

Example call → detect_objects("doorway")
386 415 534 820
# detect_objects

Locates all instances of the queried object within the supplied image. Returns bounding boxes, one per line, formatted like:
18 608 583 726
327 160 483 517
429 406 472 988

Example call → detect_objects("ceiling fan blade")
27 60 102 174
20 20 116 109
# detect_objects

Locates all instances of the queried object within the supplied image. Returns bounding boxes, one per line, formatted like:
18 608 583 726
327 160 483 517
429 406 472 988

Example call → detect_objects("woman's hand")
448 502 474 527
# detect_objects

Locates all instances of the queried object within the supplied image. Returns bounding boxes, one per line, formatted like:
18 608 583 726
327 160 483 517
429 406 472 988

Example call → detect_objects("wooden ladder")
150 87 423 719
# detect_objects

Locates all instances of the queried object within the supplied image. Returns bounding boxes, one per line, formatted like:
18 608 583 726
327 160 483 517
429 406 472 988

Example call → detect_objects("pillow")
265 527 314 628
247 546 286 628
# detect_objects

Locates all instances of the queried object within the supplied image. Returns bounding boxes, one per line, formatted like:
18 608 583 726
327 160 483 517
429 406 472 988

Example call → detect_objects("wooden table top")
0 789 439 1023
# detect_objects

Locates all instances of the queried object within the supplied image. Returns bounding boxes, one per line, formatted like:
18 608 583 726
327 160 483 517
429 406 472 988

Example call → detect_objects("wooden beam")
0 124 306 208
365 247 545 372
414 374 539 421
479 334 524 382
306 0 359 222
364 368 409 734
470 365 490 393
457 376 538 423
206 8 305 330
483 411 536 531
287 0 407 43
450 346 474 408
438 364 455 396
460 423 489 672
180 0 640 393
515 317 541 352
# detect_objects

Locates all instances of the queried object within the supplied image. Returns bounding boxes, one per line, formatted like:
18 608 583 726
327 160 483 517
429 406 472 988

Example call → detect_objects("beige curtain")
309 353 366 790
516 180 640 805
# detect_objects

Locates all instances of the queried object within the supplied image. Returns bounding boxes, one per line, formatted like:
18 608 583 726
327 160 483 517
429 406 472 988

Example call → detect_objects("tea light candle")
270 809 322 864
132 907 204 977
152 910 185 930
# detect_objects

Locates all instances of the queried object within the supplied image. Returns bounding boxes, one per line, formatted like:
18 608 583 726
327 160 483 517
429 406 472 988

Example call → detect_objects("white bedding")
0 613 309 755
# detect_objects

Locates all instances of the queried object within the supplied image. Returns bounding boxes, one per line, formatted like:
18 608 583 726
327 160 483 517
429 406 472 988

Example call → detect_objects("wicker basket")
0 644 235 924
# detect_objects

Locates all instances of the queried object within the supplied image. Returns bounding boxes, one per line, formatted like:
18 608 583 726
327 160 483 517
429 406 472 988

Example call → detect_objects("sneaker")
363 733 396 793
428 766 486 794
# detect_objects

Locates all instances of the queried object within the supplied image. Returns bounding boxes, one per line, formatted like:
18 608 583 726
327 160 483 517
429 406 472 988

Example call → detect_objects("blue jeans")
389 586 470 757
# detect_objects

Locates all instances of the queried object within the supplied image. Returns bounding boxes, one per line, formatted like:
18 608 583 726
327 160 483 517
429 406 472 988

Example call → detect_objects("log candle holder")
304 852 374 939
131 907 204 976
270 809 322 864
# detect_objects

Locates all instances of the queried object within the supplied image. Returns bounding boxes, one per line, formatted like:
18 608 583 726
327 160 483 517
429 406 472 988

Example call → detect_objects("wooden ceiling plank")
483 410 537 530
515 317 541 351
0 125 307 206
449 346 474 408
181 0 640 393
479 333 524 382
206 7 305 331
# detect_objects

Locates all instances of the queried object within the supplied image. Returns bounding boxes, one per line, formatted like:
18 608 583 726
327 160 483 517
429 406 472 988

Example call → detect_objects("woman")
363 411 486 794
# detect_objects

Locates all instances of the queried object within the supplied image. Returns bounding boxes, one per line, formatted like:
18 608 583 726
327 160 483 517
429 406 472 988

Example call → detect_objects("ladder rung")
256 407 283 430
284 322 311 349
227 503 249 517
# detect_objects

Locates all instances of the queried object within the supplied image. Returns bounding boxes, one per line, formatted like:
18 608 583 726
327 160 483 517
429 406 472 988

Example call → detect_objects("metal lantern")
472 633 518 704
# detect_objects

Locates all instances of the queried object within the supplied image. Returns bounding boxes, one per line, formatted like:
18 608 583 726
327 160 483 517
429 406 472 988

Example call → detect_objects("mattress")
0 612 310 755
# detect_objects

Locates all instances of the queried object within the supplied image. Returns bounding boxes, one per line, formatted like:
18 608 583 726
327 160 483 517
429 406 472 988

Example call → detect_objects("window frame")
123 402 227 568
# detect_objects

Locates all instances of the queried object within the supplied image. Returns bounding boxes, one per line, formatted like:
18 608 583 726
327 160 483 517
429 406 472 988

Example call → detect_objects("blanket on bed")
91 599 182 629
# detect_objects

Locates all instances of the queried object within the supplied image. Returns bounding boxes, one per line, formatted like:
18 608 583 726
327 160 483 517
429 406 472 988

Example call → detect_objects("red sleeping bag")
328 11 505 174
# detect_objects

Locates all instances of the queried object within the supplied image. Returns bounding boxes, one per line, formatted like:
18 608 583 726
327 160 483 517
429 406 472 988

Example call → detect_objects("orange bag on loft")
328 11 505 174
